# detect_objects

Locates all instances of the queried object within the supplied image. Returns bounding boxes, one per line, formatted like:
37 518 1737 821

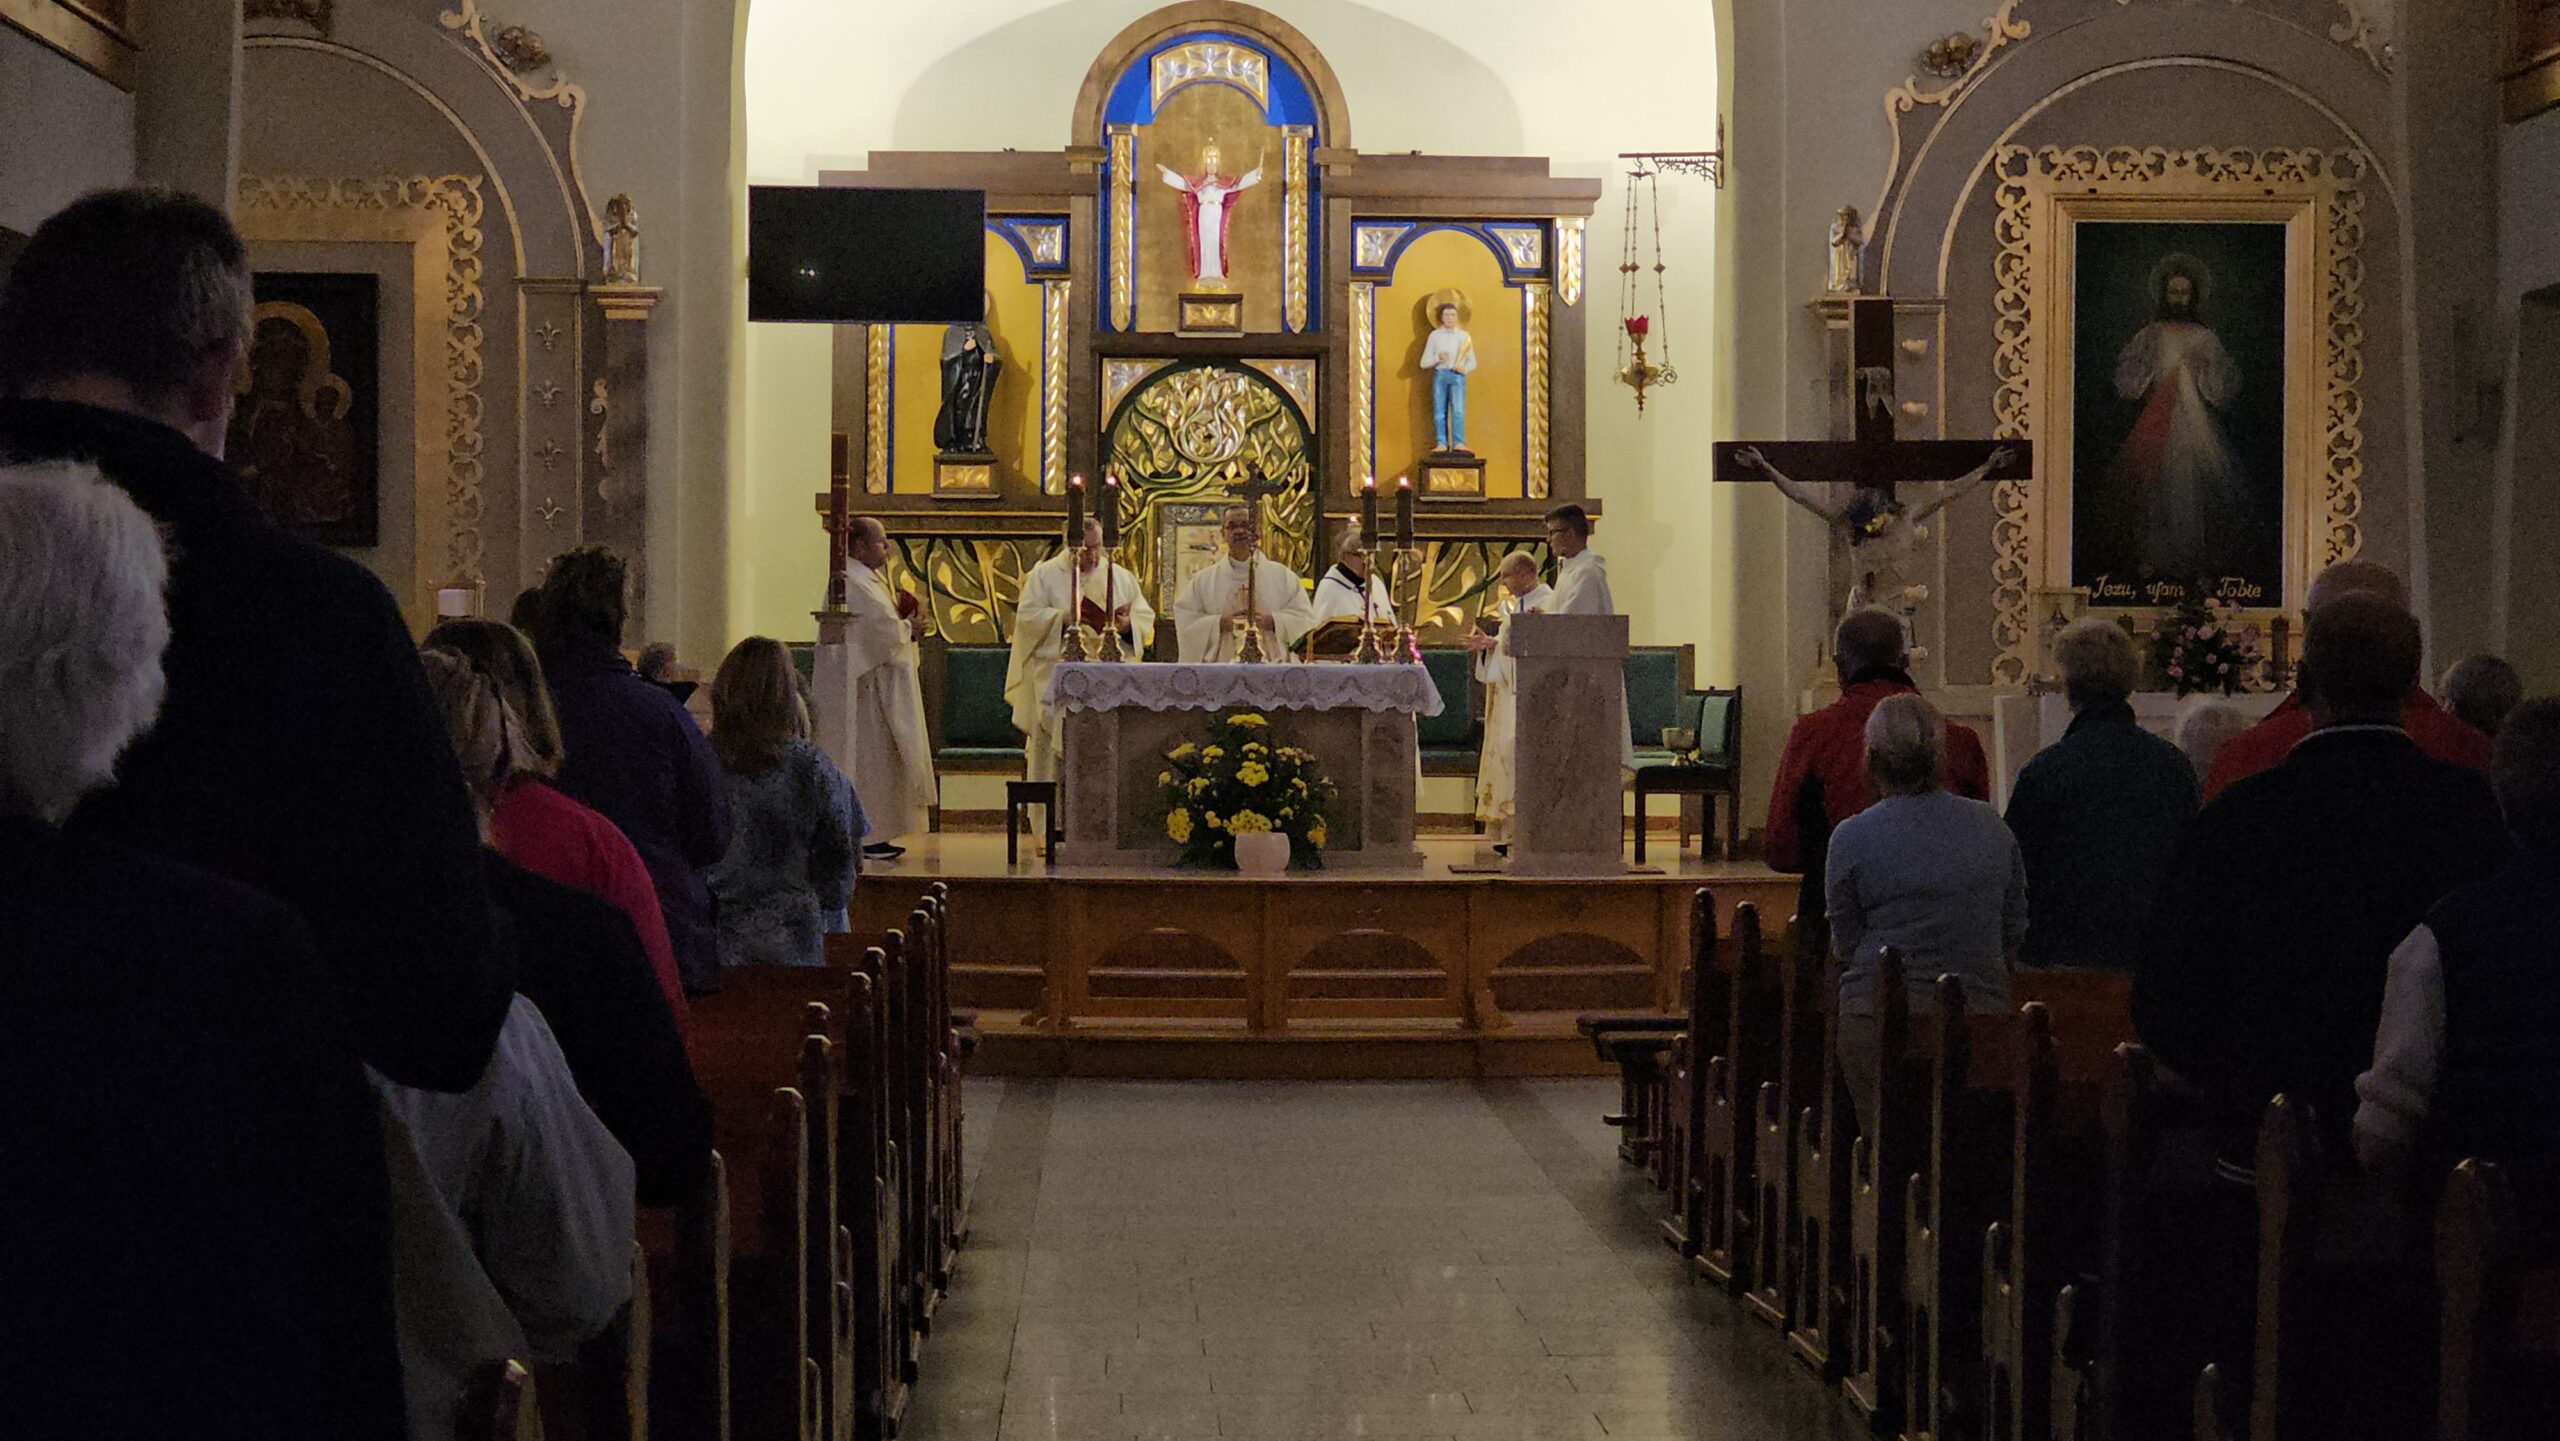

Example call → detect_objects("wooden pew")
465 1359 543 1441
2438 1157 2560 1440
1742 917 1830 1338
1841 948 1921 1428
538 1241 652 1441
1658 894 1761 1270
2205 1093 2432 1441
643 1152 729 1441
1689 905 1781 1292
1976 969 2133 1441
1785 937 1853 1379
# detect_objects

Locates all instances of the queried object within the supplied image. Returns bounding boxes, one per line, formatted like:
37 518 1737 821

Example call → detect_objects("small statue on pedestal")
603 194 641 284
1157 139 1263 293
1826 205 1865 296
933 318 1000 457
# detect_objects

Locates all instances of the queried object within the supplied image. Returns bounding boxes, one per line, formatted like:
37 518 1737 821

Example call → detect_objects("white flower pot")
1233 831 1291 876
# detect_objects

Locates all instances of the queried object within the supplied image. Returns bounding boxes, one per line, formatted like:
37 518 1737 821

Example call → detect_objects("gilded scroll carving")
1282 126 1312 333
1109 127 1137 331
1523 283 1553 500
1349 282 1376 480
1041 280 1071 494
864 325 891 494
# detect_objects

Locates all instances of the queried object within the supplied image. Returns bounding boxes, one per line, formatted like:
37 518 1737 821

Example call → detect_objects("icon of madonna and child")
2070 222 2290 609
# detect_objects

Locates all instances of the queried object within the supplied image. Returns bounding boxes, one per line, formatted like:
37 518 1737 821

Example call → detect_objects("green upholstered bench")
1417 646 1482 777
930 643 1025 772
1632 686 1744 859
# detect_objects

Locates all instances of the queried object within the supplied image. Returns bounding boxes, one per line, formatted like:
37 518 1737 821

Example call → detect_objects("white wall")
0 27 135 234
740 0 1723 679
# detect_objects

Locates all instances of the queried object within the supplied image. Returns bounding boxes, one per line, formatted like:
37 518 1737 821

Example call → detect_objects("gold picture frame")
1987 146 2369 684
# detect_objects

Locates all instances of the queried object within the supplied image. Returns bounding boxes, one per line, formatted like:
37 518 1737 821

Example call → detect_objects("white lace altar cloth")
1047 661 1445 718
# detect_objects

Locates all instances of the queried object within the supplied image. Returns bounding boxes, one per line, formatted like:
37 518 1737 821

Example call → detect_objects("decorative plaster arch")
1070 1 1353 149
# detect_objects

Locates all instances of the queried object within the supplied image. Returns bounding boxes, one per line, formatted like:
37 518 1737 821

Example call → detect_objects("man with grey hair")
0 462 403 1437
1309 522 1398 632
0 188 511 1092
2442 654 2524 739
2005 619 2199 971
2202 559 2490 798
2358 697 2560 1215
1766 607 1992 929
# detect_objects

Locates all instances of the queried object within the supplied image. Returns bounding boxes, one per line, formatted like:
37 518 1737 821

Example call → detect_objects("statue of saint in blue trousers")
1432 367 1467 452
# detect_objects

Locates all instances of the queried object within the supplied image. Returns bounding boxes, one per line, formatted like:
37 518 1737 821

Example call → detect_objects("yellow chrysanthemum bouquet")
1157 711 1337 868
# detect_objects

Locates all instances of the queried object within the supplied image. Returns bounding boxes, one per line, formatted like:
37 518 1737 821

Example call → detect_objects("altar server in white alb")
1172 504 1314 663
1543 504 1638 772
1005 518 1154 782
1465 550 1552 847
840 517 937 858
1308 525 1397 630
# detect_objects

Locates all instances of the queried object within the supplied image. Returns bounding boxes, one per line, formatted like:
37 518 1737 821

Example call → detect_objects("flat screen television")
747 186 985 325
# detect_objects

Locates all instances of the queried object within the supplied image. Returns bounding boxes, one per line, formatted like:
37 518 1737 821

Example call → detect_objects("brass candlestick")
1096 617 1126 663
1066 622 1095 661
1236 614 1270 665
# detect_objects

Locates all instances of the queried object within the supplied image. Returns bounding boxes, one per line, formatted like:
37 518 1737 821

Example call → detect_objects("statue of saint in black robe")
934 322 999 456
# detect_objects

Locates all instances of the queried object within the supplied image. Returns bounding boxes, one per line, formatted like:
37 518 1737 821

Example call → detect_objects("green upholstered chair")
1623 647 1693 766
934 644 1026 771
1631 686 1744 859
1416 647 1483 776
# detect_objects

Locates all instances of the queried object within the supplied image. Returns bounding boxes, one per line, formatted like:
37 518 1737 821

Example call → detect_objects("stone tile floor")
904 1078 1865 1441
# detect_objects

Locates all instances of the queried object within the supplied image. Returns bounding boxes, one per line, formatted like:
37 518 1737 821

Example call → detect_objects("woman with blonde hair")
708 637 862 969
424 617 685 1031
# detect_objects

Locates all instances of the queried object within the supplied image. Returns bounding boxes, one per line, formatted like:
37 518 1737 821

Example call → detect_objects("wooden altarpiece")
817 1 1602 651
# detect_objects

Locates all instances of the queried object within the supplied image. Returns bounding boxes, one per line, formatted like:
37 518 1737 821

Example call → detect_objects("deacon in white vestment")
1465 551 1552 843
1543 505 1639 773
1005 519 1154 782
840 518 937 850
1171 504 1314 663
1308 525 1398 631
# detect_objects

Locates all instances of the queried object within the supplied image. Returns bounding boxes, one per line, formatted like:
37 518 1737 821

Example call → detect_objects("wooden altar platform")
845 834 1797 1079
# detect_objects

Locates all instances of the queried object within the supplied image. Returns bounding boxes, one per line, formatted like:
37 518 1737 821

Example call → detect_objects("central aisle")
902 1080 1865 1441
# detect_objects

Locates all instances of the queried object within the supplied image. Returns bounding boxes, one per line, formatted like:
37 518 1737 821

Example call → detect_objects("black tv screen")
748 186 985 325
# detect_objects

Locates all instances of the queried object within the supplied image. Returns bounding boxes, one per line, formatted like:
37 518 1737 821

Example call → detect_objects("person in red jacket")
2202 561 2491 800
1766 609 1993 930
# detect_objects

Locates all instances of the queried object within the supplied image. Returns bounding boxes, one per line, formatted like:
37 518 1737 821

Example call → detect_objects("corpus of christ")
5 0 2554 1438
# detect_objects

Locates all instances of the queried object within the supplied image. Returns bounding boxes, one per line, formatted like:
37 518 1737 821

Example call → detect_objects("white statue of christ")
1157 141 1262 291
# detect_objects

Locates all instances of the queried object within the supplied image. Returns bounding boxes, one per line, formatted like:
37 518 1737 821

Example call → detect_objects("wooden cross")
1226 462 1285 528
813 433 856 613
1710 298 2031 508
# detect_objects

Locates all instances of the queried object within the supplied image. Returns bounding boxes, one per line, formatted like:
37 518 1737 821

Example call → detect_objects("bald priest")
1006 519 1155 783
1171 504 1314 663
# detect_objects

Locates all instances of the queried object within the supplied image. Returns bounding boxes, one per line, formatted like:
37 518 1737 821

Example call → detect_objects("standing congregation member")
417 649 710 1207
0 187 509 1091
1173 503 1315 662
2357 697 2560 1215
1825 693 2027 1129
1005 518 1153 782
708 637 862 969
1542 504 1637 773
0 462 402 1440
842 516 938 858
2442 653 2525 740
1465 551 1551 852
2203 560 2490 799
2006 619 2199 971
1309 524 1399 631
1767 608 1993 934
425 618 688 1031
532 546 732 994
2139 595 2511 1154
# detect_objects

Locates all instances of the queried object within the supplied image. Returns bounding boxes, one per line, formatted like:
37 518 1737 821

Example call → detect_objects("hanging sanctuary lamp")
1615 121 1727 414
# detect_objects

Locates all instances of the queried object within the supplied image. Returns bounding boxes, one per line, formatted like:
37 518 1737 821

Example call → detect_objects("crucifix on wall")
1712 298 2032 654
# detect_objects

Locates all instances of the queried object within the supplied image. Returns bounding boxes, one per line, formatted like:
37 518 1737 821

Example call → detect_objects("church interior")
7 0 2560 1437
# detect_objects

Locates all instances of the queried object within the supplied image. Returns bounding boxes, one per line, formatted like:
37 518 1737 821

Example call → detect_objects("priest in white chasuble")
1542 504 1638 772
1005 519 1154 782
1466 551 1552 845
1308 525 1398 630
840 517 937 857
1172 504 1314 663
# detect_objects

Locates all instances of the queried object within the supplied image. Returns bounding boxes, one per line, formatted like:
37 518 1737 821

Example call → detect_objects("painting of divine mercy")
2070 221 2287 608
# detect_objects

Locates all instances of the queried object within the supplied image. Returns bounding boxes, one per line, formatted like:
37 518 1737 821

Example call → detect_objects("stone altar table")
1048 661 1444 871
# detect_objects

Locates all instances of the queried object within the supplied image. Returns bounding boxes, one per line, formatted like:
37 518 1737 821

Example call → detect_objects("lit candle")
1066 473 1084 548
1101 474 1121 548
1361 476 1379 548
1395 475 1414 549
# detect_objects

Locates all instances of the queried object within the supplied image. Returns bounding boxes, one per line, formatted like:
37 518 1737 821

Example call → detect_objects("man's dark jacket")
0 816 404 1439
0 399 512 1089
2007 700 2200 972
2136 726 2510 1140
488 852 713 1205
541 632 732 993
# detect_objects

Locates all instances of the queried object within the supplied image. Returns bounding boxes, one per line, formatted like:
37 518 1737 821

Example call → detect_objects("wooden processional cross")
1709 297 2033 558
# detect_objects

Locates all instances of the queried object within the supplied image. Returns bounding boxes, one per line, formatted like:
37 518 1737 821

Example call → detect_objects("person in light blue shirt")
1826 692 2028 1126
